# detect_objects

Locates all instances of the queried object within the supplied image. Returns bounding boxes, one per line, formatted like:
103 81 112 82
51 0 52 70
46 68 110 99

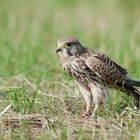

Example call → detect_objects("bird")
56 37 140 118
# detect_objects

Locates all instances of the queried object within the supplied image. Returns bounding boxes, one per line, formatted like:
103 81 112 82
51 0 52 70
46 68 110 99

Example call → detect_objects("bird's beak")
56 48 62 53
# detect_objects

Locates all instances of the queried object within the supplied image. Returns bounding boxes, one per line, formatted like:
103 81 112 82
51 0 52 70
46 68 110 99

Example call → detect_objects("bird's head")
56 37 85 58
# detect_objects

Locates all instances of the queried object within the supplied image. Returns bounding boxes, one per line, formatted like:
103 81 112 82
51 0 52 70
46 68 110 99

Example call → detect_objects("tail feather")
123 81 140 108
125 77 140 87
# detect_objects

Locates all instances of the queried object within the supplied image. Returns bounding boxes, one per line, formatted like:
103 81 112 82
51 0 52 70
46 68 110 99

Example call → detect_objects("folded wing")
86 52 127 85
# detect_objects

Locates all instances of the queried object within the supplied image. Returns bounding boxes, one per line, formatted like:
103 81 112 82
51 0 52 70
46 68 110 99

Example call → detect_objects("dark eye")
66 42 72 46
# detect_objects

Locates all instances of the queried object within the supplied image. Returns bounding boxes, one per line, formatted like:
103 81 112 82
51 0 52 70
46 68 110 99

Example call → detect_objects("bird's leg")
77 82 92 118
92 104 99 120
81 92 92 118
84 99 92 117
89 83 108 120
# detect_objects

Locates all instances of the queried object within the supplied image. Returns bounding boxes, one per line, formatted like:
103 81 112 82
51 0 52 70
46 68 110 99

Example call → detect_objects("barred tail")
123 78 140 108
125 77 140 87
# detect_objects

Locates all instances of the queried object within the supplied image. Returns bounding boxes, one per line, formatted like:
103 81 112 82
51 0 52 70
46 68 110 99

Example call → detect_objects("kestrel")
56 37 140 117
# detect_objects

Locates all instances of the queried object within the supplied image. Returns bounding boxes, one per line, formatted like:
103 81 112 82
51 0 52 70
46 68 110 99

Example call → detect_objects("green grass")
0 0 140 139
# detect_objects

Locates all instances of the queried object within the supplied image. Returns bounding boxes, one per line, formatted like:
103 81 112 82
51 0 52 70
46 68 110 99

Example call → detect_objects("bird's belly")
63 62 104 85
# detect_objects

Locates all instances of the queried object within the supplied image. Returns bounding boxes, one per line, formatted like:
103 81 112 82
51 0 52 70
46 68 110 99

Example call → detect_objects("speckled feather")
60 48 126 88
57 37 140 111
86 50 127 85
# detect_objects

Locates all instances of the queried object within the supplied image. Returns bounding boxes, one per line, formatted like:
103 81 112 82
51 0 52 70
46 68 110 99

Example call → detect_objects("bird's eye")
66 43 72 47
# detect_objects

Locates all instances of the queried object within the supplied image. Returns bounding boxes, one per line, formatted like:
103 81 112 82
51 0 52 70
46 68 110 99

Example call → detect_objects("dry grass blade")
0 114 55 130
0 104 13 117
0 114 56 139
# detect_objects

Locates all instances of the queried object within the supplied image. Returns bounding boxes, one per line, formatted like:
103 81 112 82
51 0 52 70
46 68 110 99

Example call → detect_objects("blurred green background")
0 0 140 139
0 0 140 79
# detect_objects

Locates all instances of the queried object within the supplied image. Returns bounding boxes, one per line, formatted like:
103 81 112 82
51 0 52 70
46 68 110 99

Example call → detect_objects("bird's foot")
82 111 92 118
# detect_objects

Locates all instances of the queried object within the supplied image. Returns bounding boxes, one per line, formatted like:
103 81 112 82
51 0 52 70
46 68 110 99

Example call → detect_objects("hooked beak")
56 48 62 53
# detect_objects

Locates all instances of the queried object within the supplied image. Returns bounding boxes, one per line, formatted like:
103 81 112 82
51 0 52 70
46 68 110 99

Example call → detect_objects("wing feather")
86 52 127 84
96 53 127 75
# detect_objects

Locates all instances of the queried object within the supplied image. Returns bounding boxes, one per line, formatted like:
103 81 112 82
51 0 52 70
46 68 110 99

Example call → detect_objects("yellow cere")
57 43 68 49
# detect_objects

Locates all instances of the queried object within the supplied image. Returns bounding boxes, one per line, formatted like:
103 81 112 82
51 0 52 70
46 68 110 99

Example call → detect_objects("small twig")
0 104 13 117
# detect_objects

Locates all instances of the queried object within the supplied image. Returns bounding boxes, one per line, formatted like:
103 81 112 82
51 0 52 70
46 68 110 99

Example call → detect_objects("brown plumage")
56 37 140 117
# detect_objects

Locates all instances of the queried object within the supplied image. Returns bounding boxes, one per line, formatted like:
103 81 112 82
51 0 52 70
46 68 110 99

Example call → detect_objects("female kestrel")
56 37 140 117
